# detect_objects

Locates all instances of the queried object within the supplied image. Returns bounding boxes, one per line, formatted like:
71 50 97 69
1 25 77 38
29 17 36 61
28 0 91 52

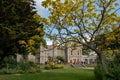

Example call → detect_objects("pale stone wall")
16 41 96 64
16 54 23 62
28 53 36 62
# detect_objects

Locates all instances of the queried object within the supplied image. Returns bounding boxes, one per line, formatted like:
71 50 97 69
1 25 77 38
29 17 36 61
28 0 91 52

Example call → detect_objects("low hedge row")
44 62 63 70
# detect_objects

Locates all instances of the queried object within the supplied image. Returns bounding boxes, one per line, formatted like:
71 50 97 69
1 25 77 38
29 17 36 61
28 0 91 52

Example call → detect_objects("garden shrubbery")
0 58 41 74
94 52 120 80
44 62 63 70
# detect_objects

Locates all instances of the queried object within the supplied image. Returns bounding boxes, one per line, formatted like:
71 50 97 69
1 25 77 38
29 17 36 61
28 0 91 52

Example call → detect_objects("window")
78 51 79 55
71 51 73 55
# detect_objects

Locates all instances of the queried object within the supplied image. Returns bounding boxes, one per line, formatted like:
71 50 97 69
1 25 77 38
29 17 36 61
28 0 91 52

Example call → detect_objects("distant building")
17 41 96 64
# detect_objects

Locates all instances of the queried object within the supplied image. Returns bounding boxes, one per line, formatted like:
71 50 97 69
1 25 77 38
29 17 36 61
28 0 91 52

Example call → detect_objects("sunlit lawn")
0 66 95 80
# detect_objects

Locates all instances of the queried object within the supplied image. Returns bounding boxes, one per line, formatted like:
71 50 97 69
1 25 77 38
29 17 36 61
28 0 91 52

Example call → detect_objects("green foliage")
17 60 31 71
1 56 17 69
0 59 41 74
94 27 120 53
0 0 46 66
27 67 36 73
0 68 17 74
44 62 63 70
106 52 120 80
48 56 53 62
95 52 120 80
94 64 106 80
56 56 66 63
44 64 51 70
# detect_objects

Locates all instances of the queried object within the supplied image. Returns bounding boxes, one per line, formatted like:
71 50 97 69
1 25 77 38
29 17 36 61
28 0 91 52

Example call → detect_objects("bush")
16 70 24 74
44 62 63 70
35 65 42 72
107 67 120 80
94 64 106 80
17 60 31 71
0 59 41 74
94 53 120 80
2 56 17 69
44 64 51 70
56 56 66 63
54 64 63 69
106 53 120 80
0 68 17 74
27 67 36 73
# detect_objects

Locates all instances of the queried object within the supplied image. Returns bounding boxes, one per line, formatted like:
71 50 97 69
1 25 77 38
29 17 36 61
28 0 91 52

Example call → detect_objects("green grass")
0 66 95 80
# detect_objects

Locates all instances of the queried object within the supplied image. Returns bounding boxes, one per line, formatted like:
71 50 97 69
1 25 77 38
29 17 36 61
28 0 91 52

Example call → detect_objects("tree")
56 56 66 63
40 0 120 74
94 25 120 54
0 0 46 66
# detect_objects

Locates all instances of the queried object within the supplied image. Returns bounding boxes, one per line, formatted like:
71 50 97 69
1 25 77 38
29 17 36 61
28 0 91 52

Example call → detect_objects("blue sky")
34 0 52 45
34 0 49 18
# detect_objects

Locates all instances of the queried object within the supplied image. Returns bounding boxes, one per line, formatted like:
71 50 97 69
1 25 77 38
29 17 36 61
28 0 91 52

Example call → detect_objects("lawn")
0 66 95 80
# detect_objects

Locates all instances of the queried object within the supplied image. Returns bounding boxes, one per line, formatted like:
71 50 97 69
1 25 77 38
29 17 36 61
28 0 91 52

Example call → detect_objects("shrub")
95 52 120 80
44 62 63 70
54 64 63 69
17 61 30 71
56 56 66 63
44 64 51 70
0 59 41 74
36 65 42 72
0 68 17 74
94 64 106 80
16 70 24 74
27 67 36 73
107 67 120 80
106 53 120 80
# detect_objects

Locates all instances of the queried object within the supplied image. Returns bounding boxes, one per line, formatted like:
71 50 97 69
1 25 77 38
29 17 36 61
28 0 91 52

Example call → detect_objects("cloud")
47 40 53 45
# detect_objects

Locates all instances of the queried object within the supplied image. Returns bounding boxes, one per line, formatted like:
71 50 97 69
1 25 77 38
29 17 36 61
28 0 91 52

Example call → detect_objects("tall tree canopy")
0 0 46 65
41 0 120 74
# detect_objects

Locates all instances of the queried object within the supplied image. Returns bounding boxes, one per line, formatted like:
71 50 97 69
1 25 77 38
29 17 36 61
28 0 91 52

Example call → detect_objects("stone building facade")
17 42 96 64
35 42 96 64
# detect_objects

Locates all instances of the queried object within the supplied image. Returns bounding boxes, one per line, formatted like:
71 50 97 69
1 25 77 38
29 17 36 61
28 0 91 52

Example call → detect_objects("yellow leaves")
33 14 41 22
106 33 116 41
31 35 41 40
85 20 88 24
19 40 26 45
54 0 60 5
74 29 80 33
64 0 68 5
91 21 97 26
28 39 35 46
84 13 92 18
49 16 56 24
86 3 91 8
111 0 116 2
42 0 52 8
35 27 42 32
87 8 94 12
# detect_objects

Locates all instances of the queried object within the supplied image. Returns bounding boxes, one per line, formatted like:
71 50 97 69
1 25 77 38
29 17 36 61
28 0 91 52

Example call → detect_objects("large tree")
94 25 120 55
40 0 120 74
0 0 46 66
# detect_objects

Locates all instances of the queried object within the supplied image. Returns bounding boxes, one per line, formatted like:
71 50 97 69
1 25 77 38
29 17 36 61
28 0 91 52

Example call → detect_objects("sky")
34 0 52 45
34 0 49 18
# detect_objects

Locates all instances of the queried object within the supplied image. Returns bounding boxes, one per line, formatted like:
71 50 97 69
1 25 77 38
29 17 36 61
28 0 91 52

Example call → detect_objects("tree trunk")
82 43 108 74
97 51 108 74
